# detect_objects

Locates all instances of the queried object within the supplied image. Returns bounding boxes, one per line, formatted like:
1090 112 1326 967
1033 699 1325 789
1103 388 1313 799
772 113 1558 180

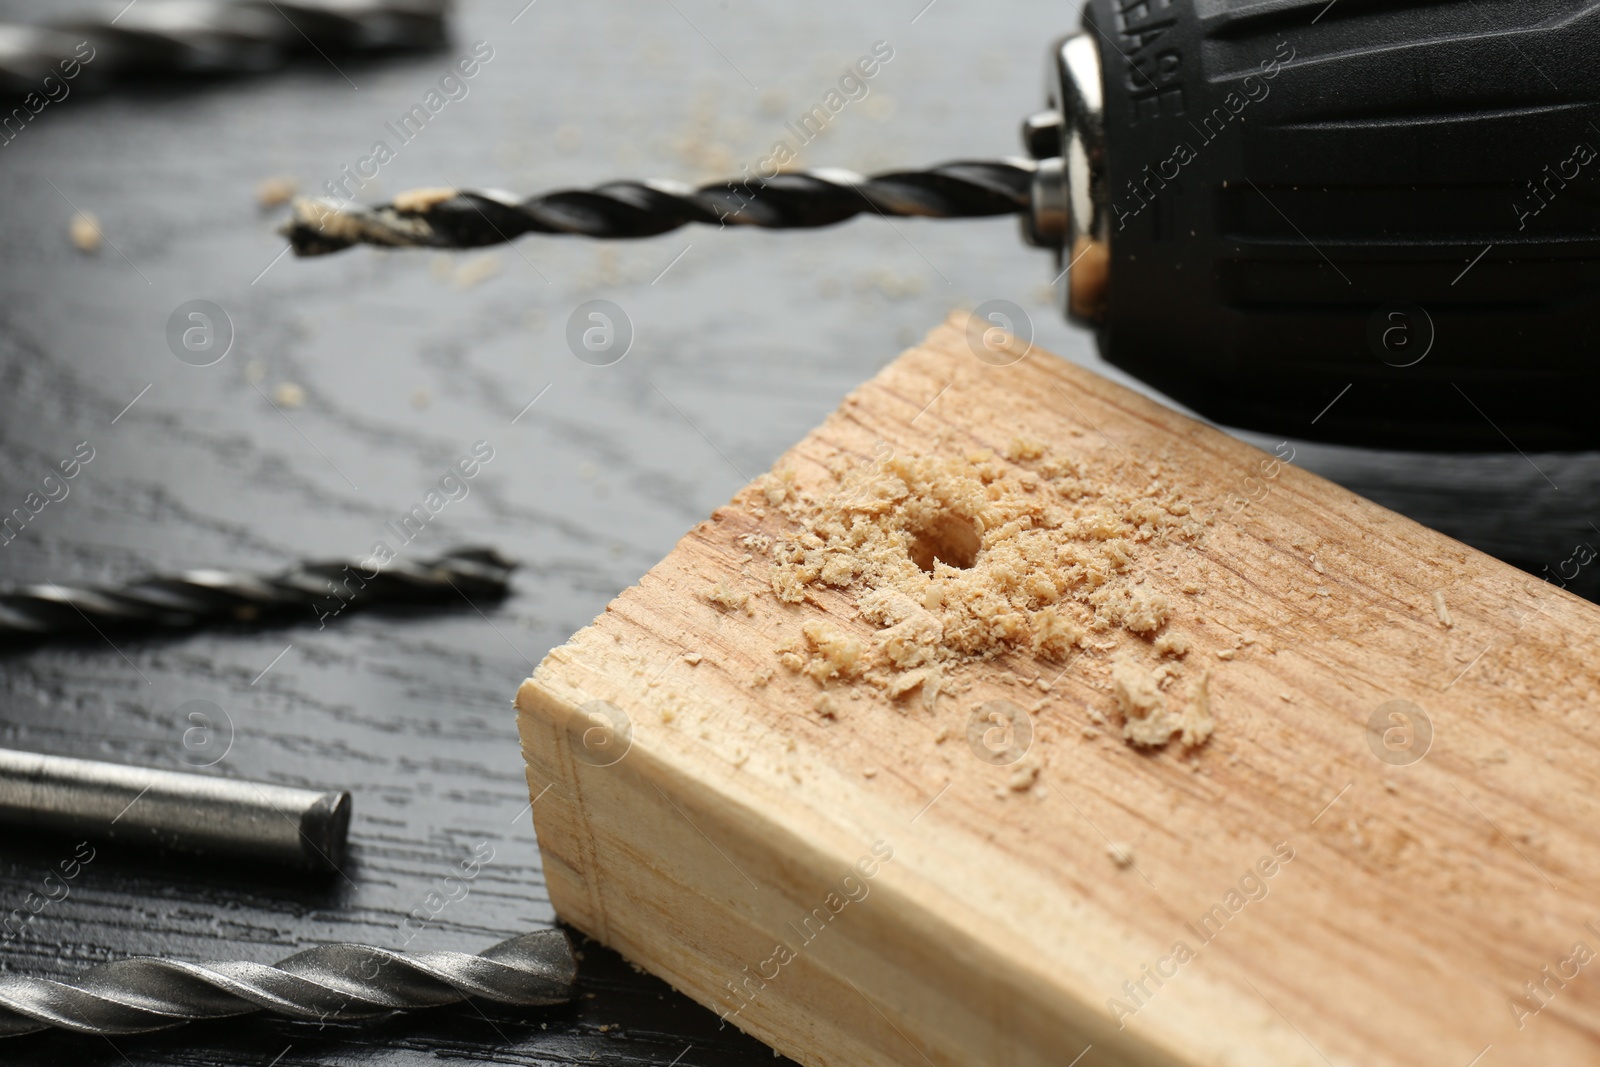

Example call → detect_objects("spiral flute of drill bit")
0 929 576 1038
0 0 448 95
281 158 1036 255
0 546 515 641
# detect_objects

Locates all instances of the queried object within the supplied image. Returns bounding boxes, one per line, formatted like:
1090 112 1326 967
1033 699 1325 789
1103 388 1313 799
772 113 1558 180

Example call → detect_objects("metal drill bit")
0 748 350 872
0 0 447 95
281 158 1036 255
0 929 576 1038
0 546 514 641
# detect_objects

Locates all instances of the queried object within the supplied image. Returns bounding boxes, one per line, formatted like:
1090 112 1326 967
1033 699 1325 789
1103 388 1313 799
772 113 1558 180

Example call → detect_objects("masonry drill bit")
0 0 447 95
0 546 514 641
281 158 1036 255
0 929 576 1038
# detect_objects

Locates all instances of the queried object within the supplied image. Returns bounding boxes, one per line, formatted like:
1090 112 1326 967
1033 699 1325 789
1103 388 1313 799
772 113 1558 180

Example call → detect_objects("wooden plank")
516 312 1600 1067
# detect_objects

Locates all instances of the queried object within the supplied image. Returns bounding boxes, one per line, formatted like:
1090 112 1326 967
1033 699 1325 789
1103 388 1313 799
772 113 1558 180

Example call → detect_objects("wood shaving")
394 186 459 212
1112 658 1212 751
272 381 306 408
705 579 752 614
1154 632 1190 658
255 176 297 209
1004 437 1047 461
1433 590 1453 628
1008 756 1042 791
1181 671 1214 748
887 668 931 701
1113 657 1176 747
782 620 863 685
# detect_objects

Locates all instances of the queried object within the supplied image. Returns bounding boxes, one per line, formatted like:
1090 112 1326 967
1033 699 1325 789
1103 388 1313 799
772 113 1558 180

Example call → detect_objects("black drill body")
1078 0 1600 450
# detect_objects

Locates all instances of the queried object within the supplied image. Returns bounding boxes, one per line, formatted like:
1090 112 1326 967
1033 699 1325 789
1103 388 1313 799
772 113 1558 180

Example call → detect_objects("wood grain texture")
519 313 1600 1067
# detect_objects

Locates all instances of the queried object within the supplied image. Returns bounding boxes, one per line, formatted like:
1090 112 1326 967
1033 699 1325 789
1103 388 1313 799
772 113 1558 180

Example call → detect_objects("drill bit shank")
0 748 350 872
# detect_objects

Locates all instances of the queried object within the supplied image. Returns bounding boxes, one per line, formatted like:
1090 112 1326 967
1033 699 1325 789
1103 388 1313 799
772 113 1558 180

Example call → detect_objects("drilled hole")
908 514 982 572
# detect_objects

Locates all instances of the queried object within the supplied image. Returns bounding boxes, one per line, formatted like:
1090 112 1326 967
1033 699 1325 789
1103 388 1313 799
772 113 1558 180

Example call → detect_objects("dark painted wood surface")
0 1 1594 1064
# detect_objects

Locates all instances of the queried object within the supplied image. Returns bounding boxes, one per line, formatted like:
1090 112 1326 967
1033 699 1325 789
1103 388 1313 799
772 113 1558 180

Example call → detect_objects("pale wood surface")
518 314 1600 1067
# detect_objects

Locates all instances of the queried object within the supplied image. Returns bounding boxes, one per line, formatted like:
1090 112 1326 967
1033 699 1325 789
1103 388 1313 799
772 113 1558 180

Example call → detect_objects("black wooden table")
0 1 1594 1064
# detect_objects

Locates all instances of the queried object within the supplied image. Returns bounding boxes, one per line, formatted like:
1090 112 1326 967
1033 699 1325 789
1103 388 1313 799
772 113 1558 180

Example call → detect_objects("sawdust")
289 197 431 247
393 187 458 212
68 212 101 253
779 620 864 685
706 579 752 614
255 176 298 209
735 443 1215 751
1008 755 1043 791
1108 657 1212 749
1182 671 1214 748
1433 590 1453 628
1154 631 1190 657
1112 656 1171 747
271 381 306 409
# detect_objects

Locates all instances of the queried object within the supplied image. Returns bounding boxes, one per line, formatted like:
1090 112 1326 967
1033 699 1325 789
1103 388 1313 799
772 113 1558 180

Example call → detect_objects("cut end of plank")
517 312 1600 1067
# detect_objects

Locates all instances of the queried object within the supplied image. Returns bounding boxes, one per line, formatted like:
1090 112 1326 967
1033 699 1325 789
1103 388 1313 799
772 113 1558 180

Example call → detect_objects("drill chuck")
1025 0 1600 450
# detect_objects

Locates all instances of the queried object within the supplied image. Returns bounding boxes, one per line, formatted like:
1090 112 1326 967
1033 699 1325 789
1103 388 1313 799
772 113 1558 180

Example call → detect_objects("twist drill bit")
0 546 514 641
281 158 1036 255
0 0 447 95
0 929 576 1038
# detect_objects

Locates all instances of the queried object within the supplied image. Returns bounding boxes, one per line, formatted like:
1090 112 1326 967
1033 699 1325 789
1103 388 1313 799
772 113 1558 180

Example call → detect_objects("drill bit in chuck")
281 159 1036 255
0 929 576 1038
